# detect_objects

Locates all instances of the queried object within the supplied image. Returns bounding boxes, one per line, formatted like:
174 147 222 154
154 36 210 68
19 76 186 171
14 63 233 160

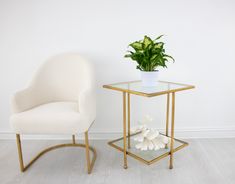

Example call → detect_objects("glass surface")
106 81 193 96
112 134 185 162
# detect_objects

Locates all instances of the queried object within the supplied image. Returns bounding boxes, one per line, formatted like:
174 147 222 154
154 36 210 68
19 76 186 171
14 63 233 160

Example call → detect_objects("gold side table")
103 80 195 169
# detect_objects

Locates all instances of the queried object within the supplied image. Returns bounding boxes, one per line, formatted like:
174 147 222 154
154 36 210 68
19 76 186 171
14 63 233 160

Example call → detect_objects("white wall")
0 0 235 138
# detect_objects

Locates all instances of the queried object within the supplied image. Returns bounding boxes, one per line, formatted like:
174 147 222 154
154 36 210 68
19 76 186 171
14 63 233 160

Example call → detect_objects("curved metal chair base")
16 133 96 174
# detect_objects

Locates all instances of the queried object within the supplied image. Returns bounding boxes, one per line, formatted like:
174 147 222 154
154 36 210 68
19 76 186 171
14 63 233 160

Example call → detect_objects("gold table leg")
123 92 128 169
169 92 175 169
127 93 131 149
165 93 170 149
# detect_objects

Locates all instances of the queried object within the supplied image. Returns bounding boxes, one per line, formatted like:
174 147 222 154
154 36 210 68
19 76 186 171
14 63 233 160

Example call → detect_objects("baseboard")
0 127 235 140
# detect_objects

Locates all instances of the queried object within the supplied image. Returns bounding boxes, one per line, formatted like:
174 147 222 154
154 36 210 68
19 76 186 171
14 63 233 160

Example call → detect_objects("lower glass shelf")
108 133 188 165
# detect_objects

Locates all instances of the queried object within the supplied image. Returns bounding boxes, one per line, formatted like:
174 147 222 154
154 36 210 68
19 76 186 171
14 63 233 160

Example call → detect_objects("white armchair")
10 53 96 174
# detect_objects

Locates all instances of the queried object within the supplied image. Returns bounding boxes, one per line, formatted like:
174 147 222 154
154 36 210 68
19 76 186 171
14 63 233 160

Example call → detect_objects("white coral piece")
131 124 147 134
133 133 145 142
145 129 159 140
133 116 171 151
148 139 154 150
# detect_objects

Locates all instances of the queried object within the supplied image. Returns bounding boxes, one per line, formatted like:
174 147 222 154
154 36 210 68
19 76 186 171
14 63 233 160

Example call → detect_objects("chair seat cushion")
10 102 87 134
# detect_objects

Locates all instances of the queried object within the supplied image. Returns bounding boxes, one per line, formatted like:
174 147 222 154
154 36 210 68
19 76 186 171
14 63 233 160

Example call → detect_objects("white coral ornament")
131 116 170 151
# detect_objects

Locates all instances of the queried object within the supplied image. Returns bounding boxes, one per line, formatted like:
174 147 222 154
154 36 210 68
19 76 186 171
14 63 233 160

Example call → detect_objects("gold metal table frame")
103 80 195 169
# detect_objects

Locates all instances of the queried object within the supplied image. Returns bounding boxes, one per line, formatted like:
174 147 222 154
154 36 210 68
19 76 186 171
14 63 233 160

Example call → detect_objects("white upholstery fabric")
10 53 96 134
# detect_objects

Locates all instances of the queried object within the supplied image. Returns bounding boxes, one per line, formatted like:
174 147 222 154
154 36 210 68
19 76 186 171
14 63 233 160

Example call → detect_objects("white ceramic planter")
141 71 159 87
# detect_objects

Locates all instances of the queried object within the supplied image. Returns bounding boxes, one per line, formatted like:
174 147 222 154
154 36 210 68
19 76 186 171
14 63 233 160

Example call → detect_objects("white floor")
0 139 234 184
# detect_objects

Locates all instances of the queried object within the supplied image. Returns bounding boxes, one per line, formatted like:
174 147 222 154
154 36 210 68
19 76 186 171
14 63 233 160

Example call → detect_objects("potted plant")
125 35 174 86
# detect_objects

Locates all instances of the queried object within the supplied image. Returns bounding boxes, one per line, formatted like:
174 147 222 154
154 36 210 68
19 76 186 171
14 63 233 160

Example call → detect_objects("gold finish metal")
108 141 149 165
127 93 131 149
103 80 195 97
103 80 194 169
108 132 188 165
165 93 170 149
123 92 128 169
165 93 170 137
170 92 175 169
15 134 96 173
104 80 193 88
85 131 91 174
16 134 24 172
72 135 76 144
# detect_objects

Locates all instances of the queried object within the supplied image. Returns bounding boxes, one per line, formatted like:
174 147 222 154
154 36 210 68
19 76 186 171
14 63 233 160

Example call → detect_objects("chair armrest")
11 87 36 113
78 88 96 125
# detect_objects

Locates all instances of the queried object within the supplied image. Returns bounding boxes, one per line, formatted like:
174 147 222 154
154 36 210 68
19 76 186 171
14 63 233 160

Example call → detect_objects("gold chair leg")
72 135 76 144
15 133 96 173
85 131 91 174
16 134 24 172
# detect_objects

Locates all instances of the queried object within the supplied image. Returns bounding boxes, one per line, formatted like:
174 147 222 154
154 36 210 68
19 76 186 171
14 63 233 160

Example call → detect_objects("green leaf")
150 54 158 61
136 65 143 71
143 35 153 48
154 42 164 49
129 41 142 51
154 34 164 41
124 54 132 58
164 54 175 62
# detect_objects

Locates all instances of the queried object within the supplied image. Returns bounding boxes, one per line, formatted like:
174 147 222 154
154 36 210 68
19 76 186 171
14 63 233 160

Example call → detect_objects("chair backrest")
30 53 94 104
